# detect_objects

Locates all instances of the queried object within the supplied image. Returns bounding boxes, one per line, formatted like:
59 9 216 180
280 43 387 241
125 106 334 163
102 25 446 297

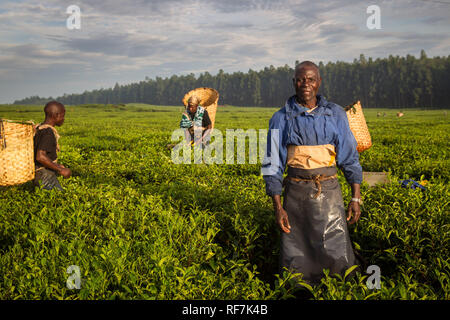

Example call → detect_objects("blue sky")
0 0 449 103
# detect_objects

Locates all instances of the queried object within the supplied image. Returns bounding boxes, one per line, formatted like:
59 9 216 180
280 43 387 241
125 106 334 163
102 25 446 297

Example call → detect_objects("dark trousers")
34 168 63 191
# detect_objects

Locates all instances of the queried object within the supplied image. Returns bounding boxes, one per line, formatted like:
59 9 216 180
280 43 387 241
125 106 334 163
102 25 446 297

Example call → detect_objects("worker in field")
180 95 212 147
262 61 362 287
33 101 71 190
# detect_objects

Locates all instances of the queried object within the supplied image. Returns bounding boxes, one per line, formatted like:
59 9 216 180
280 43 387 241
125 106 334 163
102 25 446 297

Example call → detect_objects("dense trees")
14 52 450 108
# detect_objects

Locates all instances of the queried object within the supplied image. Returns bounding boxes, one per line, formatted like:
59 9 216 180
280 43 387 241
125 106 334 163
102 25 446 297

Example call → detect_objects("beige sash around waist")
287 144 336 169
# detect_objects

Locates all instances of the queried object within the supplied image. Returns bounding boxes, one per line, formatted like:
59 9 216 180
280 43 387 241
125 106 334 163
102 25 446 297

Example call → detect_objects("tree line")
13 51 450 108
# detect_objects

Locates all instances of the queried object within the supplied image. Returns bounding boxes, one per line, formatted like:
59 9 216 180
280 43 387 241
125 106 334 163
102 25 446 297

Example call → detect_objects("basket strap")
36 123 61 152
0 120 5 150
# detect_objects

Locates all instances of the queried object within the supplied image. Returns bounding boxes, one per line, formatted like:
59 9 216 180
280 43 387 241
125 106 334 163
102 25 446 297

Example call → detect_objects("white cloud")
0 0 449 103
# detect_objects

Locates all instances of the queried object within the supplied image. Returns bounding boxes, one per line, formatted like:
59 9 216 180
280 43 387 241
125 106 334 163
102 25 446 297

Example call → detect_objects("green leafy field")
0 104 449 299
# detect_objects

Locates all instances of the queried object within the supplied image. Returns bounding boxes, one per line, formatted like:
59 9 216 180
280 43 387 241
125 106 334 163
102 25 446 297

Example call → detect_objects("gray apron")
34 168 63 191
280 166 357 285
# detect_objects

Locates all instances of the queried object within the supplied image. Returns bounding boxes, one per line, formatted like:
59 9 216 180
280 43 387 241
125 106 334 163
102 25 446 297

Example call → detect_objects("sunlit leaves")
0 104 448 299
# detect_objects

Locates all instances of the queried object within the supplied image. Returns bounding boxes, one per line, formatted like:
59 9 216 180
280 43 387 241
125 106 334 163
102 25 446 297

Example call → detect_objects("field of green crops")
0 103 449 300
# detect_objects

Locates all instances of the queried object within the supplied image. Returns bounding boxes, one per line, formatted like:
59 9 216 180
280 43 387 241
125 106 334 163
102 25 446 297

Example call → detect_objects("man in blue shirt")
262 61 362 285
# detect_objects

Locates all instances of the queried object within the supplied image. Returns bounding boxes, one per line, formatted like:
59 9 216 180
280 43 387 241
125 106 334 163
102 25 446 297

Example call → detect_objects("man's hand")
272 195 291 233
55 163 72 178
347 201 361 225
347 183 361 225
58 167 72 179
276 207 291 233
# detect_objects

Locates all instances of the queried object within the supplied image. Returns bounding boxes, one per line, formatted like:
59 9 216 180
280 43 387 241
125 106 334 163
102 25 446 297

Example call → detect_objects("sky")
0 0 449 103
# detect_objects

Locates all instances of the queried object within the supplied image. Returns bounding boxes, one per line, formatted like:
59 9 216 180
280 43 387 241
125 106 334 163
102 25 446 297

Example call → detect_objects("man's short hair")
294 61 321 79
44 101 65 118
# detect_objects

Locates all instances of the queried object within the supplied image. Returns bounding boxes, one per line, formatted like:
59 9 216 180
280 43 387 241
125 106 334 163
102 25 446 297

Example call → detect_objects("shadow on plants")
139 177 283 290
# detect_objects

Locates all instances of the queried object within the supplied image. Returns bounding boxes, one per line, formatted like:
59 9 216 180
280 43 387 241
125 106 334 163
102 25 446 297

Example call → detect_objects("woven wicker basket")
344 101 372 153
0 119 35 186
182 87 219 128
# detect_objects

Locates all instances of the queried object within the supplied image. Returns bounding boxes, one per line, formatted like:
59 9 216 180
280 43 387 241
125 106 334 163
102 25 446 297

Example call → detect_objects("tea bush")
0 104 448 299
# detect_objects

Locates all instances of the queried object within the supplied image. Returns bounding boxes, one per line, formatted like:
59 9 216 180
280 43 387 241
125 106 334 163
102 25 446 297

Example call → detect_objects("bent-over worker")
180 95 212 147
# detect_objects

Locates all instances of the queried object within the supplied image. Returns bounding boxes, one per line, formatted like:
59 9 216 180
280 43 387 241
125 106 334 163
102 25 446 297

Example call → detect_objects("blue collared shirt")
262 94 363 196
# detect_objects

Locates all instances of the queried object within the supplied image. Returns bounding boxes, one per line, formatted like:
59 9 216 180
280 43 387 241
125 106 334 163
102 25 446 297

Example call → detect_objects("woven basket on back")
182 87 219 128
0 119 35 186
344 101 372 153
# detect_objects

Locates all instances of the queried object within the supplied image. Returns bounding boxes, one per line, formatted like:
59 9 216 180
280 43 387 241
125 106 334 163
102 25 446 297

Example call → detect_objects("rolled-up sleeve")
334 108 363 184
262 113 287 196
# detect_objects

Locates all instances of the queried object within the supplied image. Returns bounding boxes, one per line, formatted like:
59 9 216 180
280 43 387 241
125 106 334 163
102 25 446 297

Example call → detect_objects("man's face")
55 110 65 126
293 66 321 102
188 102 198 114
